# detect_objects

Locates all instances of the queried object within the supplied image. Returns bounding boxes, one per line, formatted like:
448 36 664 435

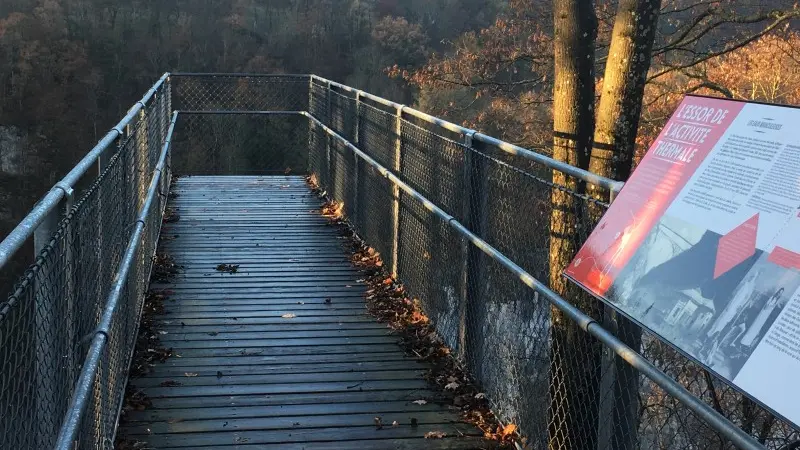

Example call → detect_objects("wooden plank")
118 176 487 449
181 437 493 450
154 353 409 368
143 361 423 378
124 400 448 422
135 370 425 387
123 411 463 435
143 390 446 410
125 424 479 448
144 336 401 349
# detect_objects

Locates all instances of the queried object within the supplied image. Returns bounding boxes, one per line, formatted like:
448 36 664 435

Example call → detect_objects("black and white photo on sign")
603 213 772 376
699 252 800 379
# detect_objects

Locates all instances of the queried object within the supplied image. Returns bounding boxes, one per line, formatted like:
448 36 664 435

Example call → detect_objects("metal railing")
0 73 795 449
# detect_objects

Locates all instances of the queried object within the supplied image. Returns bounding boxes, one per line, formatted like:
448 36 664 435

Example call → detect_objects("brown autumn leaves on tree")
404 0 800 448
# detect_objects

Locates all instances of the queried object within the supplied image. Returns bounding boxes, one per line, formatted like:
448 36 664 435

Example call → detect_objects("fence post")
390 105 403 279
597 184 639 450
137 109 150 210
34 205 61 449
352 92 361 226
307 77 314 173
60 187 76 400
325 81 332 187
458 131 477 360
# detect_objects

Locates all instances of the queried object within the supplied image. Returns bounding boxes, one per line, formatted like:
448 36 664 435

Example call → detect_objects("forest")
2 0 800 448
1 0 798 242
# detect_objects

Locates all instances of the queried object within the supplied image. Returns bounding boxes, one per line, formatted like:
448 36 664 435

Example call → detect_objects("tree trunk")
590 0 662 188
589 2 661 449
548 1 602 449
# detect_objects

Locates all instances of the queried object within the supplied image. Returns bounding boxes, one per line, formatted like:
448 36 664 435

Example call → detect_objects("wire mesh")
0 83 170 450
171 74 309 112
305 81 800 450
170 113 309 175
2 74 797 450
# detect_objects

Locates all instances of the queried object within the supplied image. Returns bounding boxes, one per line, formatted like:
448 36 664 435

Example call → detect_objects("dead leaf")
281 313 296 319
392 420 398 427
500 423 517 437
425 431 446 439
412 399 427 405
374 417 383 430
445 381 460 391
475 393 487 399
184 372 198 377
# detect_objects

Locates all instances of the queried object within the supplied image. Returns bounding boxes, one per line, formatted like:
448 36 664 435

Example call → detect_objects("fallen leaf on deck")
184 372 198 377
500 423 517 437
281 313 296 319
412 400 427 405
445 382 460 391
425 431 446 439
392 421 398 427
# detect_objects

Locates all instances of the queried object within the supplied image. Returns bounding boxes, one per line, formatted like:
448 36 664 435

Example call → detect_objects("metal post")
597 180 639 450
136 109 150 210
60 187 76 399
326 81 332 187
352 92 362 225
390 105 403 278
164 79 173 181
459 134 488 365
34 205 60 449
458 131 476 360
307 77 314 173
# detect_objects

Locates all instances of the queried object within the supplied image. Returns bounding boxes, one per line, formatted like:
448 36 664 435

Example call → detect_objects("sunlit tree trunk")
589 2 661 449
590 0 661 186
549 1 602 449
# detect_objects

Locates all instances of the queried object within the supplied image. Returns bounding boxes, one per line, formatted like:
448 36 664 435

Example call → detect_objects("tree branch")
648 10 800 81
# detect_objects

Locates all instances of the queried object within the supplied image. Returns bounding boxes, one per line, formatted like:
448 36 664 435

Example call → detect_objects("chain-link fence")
2 73 797 450
305 76 799 449
0 77 172 450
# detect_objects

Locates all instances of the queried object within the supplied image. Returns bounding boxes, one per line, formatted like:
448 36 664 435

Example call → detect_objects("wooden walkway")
117 176 487 449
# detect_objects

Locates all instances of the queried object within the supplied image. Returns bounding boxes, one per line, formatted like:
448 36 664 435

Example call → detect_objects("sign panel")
566 95 800 426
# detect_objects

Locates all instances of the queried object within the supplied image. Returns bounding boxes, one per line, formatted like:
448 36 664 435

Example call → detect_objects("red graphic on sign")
566 96 744 295
714 214 759 279
768 246 800 270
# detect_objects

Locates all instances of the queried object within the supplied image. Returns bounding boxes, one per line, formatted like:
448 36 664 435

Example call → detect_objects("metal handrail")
308 74 625 195
0 72 759 449
53 111 178 450
0 72 171 270
302 111 763 450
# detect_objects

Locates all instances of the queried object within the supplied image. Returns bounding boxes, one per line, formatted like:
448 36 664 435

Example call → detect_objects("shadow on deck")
116 176 489 449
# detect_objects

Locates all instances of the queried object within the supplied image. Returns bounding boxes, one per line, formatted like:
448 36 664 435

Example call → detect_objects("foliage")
0 0 496 243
